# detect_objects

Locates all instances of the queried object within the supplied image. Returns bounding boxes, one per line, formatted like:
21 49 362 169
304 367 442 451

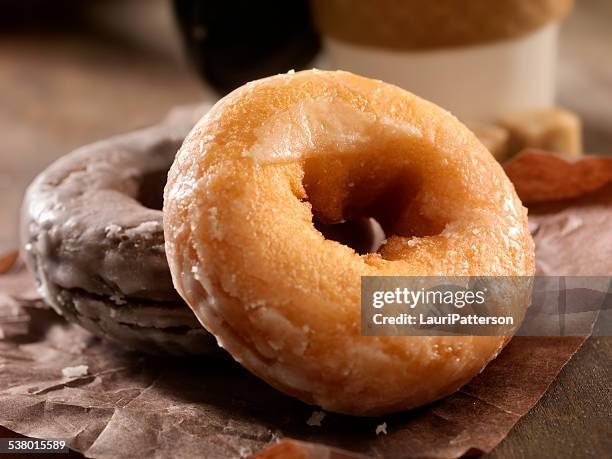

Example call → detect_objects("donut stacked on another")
21 105 218 355
164 70 535 415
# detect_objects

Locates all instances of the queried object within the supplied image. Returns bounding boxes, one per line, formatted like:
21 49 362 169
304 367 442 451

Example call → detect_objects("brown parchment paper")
1 150 611 459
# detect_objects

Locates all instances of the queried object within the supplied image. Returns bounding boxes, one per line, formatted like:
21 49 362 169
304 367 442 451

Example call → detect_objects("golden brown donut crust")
312 0 574 50
164 70 535 415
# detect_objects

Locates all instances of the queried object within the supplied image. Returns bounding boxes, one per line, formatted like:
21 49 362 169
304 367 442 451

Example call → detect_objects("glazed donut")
164 70 535 414
21 105 218 355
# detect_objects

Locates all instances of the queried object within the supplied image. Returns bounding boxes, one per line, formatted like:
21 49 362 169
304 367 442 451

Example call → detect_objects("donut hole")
137 168 169 210
303 154 447 251
313 217 385 255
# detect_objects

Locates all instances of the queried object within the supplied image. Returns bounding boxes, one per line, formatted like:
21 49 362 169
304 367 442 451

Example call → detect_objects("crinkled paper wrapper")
1 141 611 458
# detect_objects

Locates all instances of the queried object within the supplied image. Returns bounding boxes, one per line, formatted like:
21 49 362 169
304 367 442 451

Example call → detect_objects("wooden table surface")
0 1 610 458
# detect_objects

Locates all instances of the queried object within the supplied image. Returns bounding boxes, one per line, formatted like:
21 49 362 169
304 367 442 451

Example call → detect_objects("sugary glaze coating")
21 105 218 355
164 70 535 415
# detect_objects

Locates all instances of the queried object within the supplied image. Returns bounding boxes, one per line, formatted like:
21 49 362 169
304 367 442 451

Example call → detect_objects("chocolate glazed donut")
21 105 218 355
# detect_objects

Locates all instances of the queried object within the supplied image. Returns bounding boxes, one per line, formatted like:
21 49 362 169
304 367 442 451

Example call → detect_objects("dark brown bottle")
174 0 320 94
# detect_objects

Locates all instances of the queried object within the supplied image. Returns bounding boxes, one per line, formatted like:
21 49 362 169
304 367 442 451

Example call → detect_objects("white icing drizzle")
242 100 421 163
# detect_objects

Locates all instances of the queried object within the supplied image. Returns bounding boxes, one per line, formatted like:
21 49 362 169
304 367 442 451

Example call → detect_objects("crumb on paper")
376 422 387 435
306 410 325 427
109 293 126 305
62 365 89 378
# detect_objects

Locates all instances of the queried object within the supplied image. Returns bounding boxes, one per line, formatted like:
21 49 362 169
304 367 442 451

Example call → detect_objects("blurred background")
0 0 611 253
0 3 611 457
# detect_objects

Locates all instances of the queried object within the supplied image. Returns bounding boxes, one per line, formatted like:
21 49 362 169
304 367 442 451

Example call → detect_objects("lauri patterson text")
372 313 514 326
